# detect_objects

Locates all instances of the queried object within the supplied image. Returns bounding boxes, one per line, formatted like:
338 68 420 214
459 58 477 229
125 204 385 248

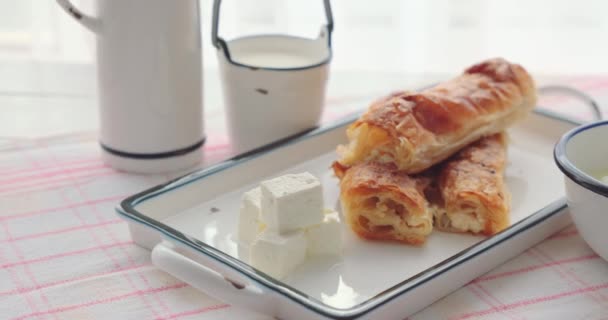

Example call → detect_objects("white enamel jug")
56 0 204 173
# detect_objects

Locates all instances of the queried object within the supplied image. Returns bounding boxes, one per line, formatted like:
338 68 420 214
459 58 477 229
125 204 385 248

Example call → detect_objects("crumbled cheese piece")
238 187 263 244
260 172 324 233
250 230 307 279
305 209 343 256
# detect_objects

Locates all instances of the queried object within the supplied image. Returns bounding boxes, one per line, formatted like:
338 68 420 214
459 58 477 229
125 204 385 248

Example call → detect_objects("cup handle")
151 241 275 315
56 0 100 33
212 0 334 49
322 0 334 45
537 85 603 122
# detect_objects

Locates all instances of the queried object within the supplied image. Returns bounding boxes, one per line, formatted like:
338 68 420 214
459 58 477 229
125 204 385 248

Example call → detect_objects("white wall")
0 0 607 74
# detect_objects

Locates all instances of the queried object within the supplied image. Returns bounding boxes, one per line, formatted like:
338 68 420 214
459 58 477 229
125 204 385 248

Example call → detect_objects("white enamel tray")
117 103 595 319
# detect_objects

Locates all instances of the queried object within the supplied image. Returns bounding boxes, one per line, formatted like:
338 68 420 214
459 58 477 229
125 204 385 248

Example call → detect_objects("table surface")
2 1 608 319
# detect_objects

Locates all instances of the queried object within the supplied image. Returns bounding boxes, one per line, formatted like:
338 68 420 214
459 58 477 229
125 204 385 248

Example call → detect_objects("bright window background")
0 0 607 75
0 0 607 138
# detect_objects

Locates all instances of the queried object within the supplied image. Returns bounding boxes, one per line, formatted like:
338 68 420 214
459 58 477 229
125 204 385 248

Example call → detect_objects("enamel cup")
56 0 204 173
555 120 608 262
213 0 333 154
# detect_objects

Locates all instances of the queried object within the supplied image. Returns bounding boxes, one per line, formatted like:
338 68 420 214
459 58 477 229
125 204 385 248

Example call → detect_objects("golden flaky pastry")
429 133 510 235
336 58 536 174
334 162 433 245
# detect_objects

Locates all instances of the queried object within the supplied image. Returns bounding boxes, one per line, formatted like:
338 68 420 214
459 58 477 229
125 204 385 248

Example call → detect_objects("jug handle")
212 0 334 50
56 0 100 33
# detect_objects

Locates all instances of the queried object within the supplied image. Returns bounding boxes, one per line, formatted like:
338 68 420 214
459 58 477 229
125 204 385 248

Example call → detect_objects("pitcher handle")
212 0 333 50
56 0 100 33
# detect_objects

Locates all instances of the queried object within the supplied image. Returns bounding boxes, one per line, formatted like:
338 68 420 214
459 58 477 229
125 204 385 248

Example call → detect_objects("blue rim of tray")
116 108 580 319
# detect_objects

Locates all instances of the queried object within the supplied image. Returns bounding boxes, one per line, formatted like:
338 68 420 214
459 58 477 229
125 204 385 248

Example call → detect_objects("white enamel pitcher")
56 0 204 174
213 0 334 154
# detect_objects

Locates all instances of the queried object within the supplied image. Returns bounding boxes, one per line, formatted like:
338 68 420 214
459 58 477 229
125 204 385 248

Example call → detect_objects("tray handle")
537 85 603 121
151 242 274 314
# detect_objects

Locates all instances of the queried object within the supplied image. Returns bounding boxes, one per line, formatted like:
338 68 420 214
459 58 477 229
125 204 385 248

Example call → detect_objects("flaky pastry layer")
337 58 536 174
430 133 510 235
336 162 432 245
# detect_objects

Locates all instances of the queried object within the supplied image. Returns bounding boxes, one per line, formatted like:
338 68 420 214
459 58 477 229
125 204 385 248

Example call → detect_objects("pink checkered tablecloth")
2 76 608 320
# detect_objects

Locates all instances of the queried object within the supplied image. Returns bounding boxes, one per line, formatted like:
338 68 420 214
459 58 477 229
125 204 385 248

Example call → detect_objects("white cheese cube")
238 187 262 244
260 172 324 233
250 230 307 279
305 209 343 256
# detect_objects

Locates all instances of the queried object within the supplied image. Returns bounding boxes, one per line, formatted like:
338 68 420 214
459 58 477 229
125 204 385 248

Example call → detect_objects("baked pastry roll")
335 162 433 245
430 133 510 235
336 58 536 174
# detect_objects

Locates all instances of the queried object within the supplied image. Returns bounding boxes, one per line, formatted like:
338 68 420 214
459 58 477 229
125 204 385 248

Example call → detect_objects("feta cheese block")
238 187 263 244
250 230 307 279
260 172 324 233
305 209 343 256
